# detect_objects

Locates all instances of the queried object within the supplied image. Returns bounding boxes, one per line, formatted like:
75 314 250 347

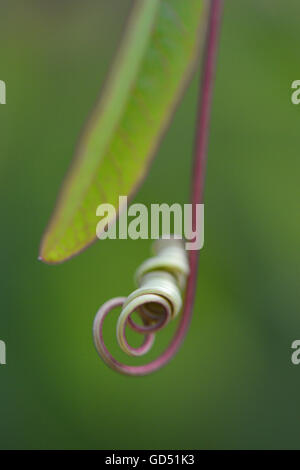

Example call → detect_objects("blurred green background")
0 0 300 450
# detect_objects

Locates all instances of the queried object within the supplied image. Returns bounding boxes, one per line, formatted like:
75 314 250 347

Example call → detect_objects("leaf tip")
38 243 58 265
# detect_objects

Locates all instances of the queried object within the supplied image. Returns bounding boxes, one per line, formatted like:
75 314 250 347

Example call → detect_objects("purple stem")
95 0 224 376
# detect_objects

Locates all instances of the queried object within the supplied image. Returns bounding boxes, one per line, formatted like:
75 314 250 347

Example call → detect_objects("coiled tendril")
93 0 223 376
93 239 189 373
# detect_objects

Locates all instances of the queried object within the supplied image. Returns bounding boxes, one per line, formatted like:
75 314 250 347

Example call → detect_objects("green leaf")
40 0 209 264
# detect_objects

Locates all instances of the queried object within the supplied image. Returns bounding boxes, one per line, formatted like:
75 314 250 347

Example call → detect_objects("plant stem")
131 0 224 375
94 0 224 376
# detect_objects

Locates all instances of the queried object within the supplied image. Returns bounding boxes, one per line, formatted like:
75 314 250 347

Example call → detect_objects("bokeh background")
0 0 300 449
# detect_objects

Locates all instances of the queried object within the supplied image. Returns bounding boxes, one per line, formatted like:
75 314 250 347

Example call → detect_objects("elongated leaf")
40 0 209 263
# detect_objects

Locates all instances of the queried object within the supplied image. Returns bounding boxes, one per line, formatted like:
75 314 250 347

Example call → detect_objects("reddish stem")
135 0 224 375
95 0 224 375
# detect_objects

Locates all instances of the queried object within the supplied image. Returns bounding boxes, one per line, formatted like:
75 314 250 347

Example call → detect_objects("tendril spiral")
93 239 189 373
